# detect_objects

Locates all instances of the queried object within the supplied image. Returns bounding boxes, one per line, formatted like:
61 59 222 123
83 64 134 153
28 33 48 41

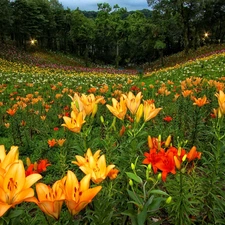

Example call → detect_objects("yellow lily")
0 160 42 217
69 93 84 114
215 90 225 114
0 145 19 175
106 96 127 120
73 149 116 184
123 91 142 115
72 148 101 167
143 100 162 122
32 180 65 220
80 93 104 116
63 171 102 215
61 111 86 133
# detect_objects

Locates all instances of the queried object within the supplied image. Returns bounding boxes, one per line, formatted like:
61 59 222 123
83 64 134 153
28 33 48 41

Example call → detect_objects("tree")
0 0 12 42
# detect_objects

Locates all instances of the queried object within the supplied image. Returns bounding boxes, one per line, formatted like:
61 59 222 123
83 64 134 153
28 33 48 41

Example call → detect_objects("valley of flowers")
1 49 225 225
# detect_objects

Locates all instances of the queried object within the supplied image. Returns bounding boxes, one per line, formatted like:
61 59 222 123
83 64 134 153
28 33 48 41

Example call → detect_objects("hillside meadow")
1 46 225 225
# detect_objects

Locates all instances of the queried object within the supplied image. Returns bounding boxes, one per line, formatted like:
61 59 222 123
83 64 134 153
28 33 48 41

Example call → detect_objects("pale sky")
59 0 149 11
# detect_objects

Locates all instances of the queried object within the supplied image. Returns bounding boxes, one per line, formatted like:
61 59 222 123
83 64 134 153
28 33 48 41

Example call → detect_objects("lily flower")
72 148 101 167
215 90 225 114
63 171 102 215
0 145 19 175
122 91 143 115
61 111 86 133
193 95 208 107
0 160 42 217
69 93 84 114
106 96 127 120
143 100 162 122
32 180 65 220
73 149 116 184
80 93 104 116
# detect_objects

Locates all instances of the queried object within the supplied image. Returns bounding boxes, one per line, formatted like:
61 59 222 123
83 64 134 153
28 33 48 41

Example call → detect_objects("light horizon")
59 0 149 11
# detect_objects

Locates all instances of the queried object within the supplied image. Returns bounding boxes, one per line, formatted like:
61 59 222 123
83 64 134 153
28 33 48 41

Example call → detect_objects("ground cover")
0 46 225 225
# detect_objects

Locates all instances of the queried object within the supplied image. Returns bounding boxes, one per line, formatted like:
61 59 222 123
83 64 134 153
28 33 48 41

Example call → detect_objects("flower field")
1 46 225 225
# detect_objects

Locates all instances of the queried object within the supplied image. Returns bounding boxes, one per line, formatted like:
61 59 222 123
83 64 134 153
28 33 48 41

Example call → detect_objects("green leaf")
137 206 147 225
148 189 169 196
127 189 143 205
126 172 143 184
8 209 24 219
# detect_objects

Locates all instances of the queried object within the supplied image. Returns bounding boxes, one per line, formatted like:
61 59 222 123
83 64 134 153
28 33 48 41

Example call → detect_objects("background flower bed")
0 47 225 224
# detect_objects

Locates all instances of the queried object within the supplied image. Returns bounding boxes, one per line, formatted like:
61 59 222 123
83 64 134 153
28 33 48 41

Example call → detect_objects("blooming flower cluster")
106 91 162 122
61 93 104 133
142 136 201 182
72 148 119 184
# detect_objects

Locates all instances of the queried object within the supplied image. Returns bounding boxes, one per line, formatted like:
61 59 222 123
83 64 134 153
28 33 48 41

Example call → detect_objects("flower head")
61 111 86 133
0 160 42 217
63 171 102 215
143 100 162 122
72 148 117 184
106 96 127 120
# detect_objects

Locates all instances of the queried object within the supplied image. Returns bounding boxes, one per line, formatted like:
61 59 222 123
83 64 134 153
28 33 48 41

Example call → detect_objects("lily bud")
182 154 187 162
158 134 161 150
131 163 135 171
148 135 153 149
91 104 98 118
135 104 143 123
129 179 133 187
174 156 181 170
100 116 104 124
165 135 171 148
157 173 162 180
26 157 31 166
166 196 172 204
178 147 182 156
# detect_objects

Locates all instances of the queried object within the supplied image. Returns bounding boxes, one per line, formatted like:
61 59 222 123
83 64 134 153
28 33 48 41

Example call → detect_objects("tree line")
0 0 225 67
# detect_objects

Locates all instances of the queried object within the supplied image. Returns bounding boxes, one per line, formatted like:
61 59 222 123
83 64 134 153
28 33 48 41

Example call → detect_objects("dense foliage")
0 0 225 67
1 43 225 224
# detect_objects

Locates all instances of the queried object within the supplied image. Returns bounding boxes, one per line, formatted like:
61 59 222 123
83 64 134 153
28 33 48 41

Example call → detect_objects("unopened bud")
129 179 133 187
182 154 187 162
148 135 153 149
91 104 98 118
165 135 171 148
178 147 181 156
100 116 104 124
147 164 152 171
135 104 143 123
131 163 135 171
157 173 162 180
166 196 172 204
26 157 31 166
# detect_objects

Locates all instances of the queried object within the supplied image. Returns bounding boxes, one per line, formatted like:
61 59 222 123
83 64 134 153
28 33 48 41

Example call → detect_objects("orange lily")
106 96 127 120
32 180 65 220
122 91 142 115
0 160 42 217
61 111 86 133
6 108 17 116
143 100 162 122
215 90 225 114
193 95 208 107
63 171 102 215
73 148 116 184
0 145 19 175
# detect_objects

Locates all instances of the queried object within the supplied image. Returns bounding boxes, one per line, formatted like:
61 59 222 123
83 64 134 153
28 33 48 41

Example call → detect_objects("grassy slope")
144 44 225 73
1 42 225 74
